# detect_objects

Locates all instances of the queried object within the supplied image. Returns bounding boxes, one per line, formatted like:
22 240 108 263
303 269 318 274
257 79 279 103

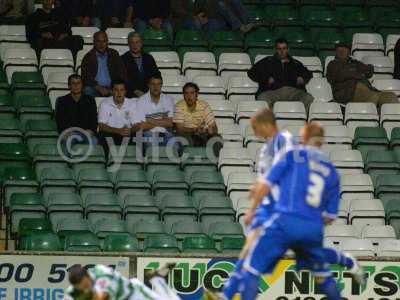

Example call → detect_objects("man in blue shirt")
238 123 363 300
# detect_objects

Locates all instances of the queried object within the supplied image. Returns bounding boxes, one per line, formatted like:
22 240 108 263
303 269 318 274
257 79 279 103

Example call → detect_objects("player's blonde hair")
303 122 324 147
252 108 276 126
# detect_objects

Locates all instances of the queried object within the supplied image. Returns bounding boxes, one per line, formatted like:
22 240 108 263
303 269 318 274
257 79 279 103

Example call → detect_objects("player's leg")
315 275 341 300
240 217 288 300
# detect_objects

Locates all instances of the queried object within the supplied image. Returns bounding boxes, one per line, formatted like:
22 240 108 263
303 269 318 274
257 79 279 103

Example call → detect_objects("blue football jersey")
264 145 340 222
257 131 295 206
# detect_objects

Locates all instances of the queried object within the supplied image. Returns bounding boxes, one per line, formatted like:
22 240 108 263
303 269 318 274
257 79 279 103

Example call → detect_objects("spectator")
132 0 173 37
192 0 225 33
136 73 175 145
170 0 198 30
216 0 255 33
0 0 34 24
55 74 98 145
96 0 133 29
248 38 313 111
394 38 400 80
174 82 220 147
121 32 159 98
25 0 83 58
327 43 398 106
98 80 142 151
81 31 127 98
57 0 100 28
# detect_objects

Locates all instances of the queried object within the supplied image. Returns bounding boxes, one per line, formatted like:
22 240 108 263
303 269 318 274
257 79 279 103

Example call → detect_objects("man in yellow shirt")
174 82 219 146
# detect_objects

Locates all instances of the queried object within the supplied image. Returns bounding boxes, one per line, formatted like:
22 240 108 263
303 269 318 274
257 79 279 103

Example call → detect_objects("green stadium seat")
27 137 58 154
354 127 389 159
189 170 225 195
365 151 400 177
15 94 52 117
182 236 218 253
175 30 208 48
3 167 38 210
142 29 172 50
198 197 236 229
247 7 267 23
124 195 160 228
56 217 91 244
64 232 101 252
0 142 30 162
160 195 197 224
11 72 45 90
177 47 209 62
39 167 76 198
390 128 400 150
103 233 140 252
144 234 179 253
213 48 244 64
0 94 16 118
47 193 84 230
0 118 22 143
384 199 400 238
314 31 346 54
9 193 46 236
337 7 372 29
334 0 364 6
77 168 113 197
170 221 206 241
24 119 58 140
208 222 244 241
181 146 217 169
220 236 245 253
84 194 122 224
114 169 151 198
108 145 145 166
0 70 9 88
131 220 166 240
17 217 52 250
70 144 106 165
275 29 315 56
25 232 62 251
375 175 400 198
302 8 339 29
152 169 188 194
208 30 243 50
92 219 128 240
269 6 302 28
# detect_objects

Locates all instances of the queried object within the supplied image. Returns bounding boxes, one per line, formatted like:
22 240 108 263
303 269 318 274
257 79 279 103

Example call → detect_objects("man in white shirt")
137 73 175 145
98 80 142 156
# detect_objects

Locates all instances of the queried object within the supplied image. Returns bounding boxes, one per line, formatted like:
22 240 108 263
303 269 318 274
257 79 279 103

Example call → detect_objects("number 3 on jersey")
307 172 325 208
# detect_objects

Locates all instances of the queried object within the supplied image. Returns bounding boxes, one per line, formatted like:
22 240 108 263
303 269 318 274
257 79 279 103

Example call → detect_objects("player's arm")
322 169 341 225
92 292 108 300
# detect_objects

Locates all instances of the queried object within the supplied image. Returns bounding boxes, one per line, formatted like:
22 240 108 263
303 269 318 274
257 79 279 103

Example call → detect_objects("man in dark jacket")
393 38 400 80
81 31 127 98
25 0 83 58
55 74 98 145
327 43 397 105
248 38 314 111
122 32 160 98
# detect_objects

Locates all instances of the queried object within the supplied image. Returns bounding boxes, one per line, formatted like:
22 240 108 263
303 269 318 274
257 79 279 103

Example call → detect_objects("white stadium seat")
293 56 323 77
361 225 397 247
39 49 75 85
306 78 334 102
208 101 235 121
352 33 385 58
341 238 376 256
218 124 243 142
150 51 181 75
227 76 257 103
47 72 74 109
372 79 400 97
320 144 352 156
323 125 352 144
105 28 134 45
385 34 400 59
380 103 400 137
377 239 400 257
3 48 38 83
182 52 217 80
236 101 268 123
324 224 359 244
345 103 379 138
340 174 374 198
0 42 31 62
349 200 386 232
0 25 27 42
324 56 335 76
161 75 188 101
273 101 307 120
75 48 91 74
254 54 269 64
309 102 343 125
218 53 252 78
71 27 98 45
330 150 364 174
361 56 393 79
193 75 226 101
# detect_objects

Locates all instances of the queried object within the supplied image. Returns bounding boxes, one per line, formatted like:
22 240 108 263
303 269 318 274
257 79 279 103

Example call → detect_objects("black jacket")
121 51 159 97
25 8 71 43
247 54 313 95
55 93 98 133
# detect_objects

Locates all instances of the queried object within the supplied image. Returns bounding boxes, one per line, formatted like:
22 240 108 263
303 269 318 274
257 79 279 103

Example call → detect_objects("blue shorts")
248 205 272 231
244 213 330 277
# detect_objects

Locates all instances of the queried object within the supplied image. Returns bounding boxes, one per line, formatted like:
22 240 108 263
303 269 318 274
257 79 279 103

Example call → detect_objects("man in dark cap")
327 42 398 105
